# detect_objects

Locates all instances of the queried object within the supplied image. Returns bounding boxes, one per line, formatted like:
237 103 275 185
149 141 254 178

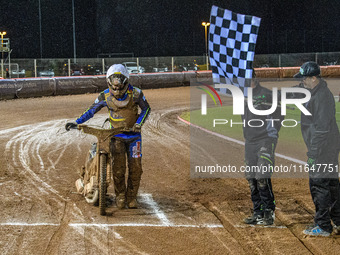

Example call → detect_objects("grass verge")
181 102 340 156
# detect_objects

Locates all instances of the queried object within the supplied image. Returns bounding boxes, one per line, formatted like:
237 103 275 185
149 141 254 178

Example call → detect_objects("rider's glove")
65 121 78 131
307 157 316 169
253 94 268 106
132 123 141 132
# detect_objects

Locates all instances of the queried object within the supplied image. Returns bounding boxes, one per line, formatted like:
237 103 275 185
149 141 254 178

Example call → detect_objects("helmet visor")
107 74 127 88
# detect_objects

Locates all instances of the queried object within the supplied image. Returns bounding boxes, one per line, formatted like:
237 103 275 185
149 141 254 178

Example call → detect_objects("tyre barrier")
0 71 212 101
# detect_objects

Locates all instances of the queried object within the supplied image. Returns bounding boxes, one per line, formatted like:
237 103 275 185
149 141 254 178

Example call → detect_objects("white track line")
0 193 223 229
178 116 306 165
69 223 223 228
233 224 287 229
0 222 223 228
140 193 171 226
0 222 60 226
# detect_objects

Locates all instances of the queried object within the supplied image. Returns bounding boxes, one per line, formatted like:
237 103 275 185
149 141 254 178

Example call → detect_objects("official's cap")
294 61 320 78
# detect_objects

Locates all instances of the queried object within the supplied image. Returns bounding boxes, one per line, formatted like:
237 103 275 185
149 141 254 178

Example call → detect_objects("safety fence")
1 52 340 79
1 56 207 79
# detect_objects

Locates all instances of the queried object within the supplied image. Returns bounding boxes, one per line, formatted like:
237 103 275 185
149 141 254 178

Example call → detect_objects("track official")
242 71 283 226
294 61 340 237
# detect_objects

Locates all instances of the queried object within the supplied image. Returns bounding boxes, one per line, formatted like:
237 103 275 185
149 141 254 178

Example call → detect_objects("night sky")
1 0 340 58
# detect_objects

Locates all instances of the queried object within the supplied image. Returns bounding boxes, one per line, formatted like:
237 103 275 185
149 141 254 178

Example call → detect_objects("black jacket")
242 83 283 142
301 79 340 160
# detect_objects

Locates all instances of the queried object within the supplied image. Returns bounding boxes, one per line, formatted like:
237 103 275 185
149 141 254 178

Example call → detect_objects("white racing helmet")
106 64 130 98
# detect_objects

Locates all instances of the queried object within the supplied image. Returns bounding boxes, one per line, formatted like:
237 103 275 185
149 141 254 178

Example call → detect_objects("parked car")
122 62 145 74
38 70 55 77
324 61 338 66
11 69 26 78
184 63 199 71
84 65 102 75
174 64 187 72
259 64 269 68
3 63 26 78
71 69 85 76
70 64 85 76
174 62 199 72
152 63 169 72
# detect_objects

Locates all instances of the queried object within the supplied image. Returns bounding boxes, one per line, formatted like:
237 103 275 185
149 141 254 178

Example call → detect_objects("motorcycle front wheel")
99 154 107 216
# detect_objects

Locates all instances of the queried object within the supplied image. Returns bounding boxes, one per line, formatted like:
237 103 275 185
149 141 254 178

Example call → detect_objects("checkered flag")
209 5 261 95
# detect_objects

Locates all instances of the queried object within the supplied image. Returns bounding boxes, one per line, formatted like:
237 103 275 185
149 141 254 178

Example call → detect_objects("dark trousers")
245 138 277 214
111 136 143 202
309 153 340 233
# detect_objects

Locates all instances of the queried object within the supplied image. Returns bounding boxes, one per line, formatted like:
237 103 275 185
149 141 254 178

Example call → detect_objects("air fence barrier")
254 65 340 78
1 66 340 100
0 71 212 100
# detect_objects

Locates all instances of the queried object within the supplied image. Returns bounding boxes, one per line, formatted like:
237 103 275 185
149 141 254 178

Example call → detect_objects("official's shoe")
333 225 340 235
303 225 331 237
305 223 317 231
244 213 264 225
263 209 275 226
127 199 138 209
116 194 126 209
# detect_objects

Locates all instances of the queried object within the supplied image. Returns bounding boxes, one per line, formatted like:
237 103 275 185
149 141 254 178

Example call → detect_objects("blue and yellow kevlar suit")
75 84 150 203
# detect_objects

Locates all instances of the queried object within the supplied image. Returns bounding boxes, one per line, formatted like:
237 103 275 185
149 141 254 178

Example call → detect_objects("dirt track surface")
1 86 340 254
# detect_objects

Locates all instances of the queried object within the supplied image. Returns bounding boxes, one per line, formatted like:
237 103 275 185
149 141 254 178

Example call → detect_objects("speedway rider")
66 64 151 209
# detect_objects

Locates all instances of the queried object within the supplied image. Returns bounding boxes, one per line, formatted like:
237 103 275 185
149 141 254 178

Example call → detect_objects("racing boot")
263 209 275 225
126 176 141 209
244 213 264 225
116 193 126 209
127 198 138 209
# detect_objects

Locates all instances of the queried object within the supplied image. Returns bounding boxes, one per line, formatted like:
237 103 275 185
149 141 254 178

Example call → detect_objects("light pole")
0 31 6 42
38 0 43 58
0 31 7 78
72 0 76 63
201 22 210 70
